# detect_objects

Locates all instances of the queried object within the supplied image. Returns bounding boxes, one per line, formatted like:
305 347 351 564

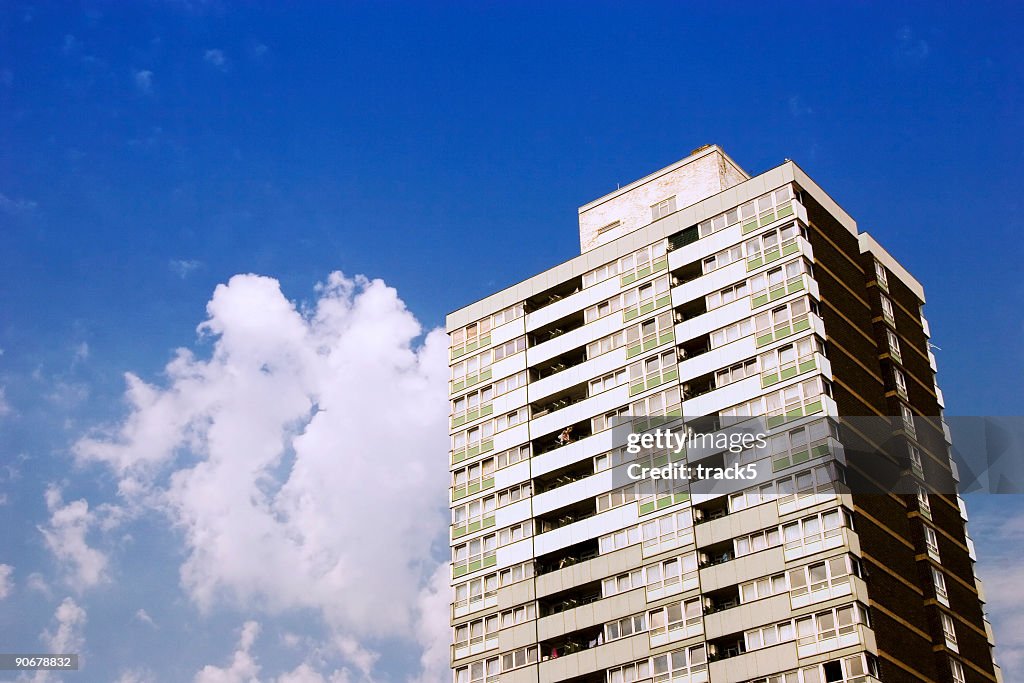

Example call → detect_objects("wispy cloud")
788 95 814 118
133 608 157 628
113 669 156 683
0 387 10 417
38 486 112 591
133 69 154 95
204 49 228 71
0 564 13 599
62 34 81 56
0 191 38 215
32 598 87 682
896 26 930 65
194 621 261 683
169 259 203 279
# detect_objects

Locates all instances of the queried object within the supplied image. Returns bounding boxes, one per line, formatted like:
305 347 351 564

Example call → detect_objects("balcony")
536 539 600 576
538 580 601 617
698 539 734 569
535 459 595 495
539 623 605 660
529 310 585 348
532 384 588 420
702 585 740 615
536 499 598 535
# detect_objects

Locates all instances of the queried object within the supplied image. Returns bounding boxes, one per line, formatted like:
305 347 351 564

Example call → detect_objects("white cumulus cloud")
75 272 451 678
133 69 153 95
26 598 88 682
114 669 156 683
194 621 261 683
0 564 13 599
38 486 110 591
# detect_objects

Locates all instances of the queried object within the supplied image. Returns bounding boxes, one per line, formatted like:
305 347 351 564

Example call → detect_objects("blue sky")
0 2 1022 681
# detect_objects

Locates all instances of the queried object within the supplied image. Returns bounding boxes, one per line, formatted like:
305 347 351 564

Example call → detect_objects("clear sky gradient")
0 3 1022 681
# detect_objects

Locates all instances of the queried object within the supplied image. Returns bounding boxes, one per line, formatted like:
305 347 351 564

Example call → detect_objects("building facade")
446 147 1000 683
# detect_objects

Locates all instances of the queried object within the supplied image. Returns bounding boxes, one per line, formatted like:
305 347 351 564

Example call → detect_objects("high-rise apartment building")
446 146 1000 683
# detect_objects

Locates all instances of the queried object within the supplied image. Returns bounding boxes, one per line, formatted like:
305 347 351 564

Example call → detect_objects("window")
698 185 793 238
702 243 745 273
648 598 700 636
908 444 923 472
582 258 619 288
497 561 533 586
602 568 645 597
590 368 628 395
715 358 758 388
735 526 783 557
605 613 646 642
893 367 908 398
599 524 642 554
923 524 940 559
630 349 678 391
608 659 650 683
453 656 499 683
501 646 538 670
641 510 694 550
710 317 754 348
618 241 668 282
720 376 828 420
500 603 536 628
782 508 851 555
752 296 812 346
745 619 796 651
900 402 916 437
650 645 707 680
453 572 500 613
880 294 895 325
451 337 527 385
932 567 949 604
599 511 692 555
592 406 630 433
941 612 958 646
887 329 902 362
789 603 869 650
596 482 643 513
874 259 889 291
453 614 500 652
651 196 677 221
759 336 823 383
587 329 627 359
492 337 527 362
644 553 698 593
450 407 528 451
740 572 788 603
452 533 497 576
497 520 532 546
706 281 749 311
788 555 858 600
729 457 839 512
917 484 932 516
450 306 525 356
590 311 675 360
584 275 670 323
749 259 810 301
593 446 630 473
949 658 966 683
451 372 528 424
744 222 804 264
630 386 681 418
